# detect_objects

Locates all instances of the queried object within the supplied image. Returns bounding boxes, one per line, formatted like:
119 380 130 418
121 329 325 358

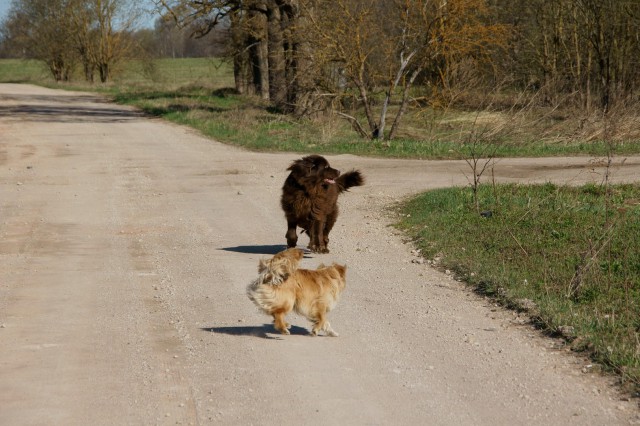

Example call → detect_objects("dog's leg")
273 311 291 335
311 320 339 337
310 311 337 336
285 218 298 248
308 220 320 253
323 322 339 337
309 219 328 253
323 210 338 250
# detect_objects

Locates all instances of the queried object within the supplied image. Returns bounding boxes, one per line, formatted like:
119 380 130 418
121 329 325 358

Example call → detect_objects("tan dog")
247 248 347 336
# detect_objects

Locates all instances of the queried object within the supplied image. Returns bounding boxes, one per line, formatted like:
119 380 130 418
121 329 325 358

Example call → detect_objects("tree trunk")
389 68 420 140
98 63 109 83
233 54 246 94
267 2 287 111
229 11 247 94
258 36 270 100
353 77 379 139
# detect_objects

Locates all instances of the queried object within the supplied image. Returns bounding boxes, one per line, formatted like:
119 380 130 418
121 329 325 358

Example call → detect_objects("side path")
0 83 638 425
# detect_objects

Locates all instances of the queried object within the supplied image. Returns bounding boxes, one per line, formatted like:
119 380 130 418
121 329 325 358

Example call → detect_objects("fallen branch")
335 111 369 139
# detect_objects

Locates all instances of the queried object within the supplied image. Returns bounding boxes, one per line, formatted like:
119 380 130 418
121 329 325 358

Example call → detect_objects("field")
1 57 638 393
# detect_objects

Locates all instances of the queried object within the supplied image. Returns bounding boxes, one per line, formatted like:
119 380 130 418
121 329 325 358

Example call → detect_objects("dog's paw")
325 323 339 337
279 328 291 335
308 245 329 254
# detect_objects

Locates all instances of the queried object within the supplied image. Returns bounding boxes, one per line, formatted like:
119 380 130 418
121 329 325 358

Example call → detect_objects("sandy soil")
0 83 639 425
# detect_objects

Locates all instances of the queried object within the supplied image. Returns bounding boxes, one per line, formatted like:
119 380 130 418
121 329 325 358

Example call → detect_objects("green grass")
0 57 234 87
0 59 50 82
109 57 234 88
108 87 640 159
396 182 640 392
106 83 640 159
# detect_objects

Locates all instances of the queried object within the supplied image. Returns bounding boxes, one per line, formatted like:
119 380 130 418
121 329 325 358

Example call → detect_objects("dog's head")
258 248 304 284
287 155 340 186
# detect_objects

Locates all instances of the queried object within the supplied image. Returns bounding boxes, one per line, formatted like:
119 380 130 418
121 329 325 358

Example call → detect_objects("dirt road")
1 83 638 425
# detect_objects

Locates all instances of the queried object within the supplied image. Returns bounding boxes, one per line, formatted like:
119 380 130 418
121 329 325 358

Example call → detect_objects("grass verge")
2 58 640 159
110 86 640 159
396 182 640 394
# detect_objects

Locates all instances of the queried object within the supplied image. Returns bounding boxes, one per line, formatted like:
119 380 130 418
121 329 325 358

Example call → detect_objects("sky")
0 0 10 23
0 0 158 28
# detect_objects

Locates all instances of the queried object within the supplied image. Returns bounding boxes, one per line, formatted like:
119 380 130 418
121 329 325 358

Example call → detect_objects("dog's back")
292 264 347 319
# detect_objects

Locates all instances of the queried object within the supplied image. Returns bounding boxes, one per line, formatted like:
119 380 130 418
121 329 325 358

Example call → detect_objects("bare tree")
82 0 140 83
307 0 508 140
2 0 142 83
3 0 77 81
503 0 640 112
156 0 308 112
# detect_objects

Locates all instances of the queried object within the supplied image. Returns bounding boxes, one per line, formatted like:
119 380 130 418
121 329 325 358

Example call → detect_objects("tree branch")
335 111 369 139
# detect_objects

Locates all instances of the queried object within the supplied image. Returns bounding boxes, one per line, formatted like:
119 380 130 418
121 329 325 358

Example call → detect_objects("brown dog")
281 155 364 253
247 248 347 336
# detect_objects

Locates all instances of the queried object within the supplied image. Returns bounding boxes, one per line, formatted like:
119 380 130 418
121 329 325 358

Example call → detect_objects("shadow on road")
202 324 309 339
219 245 289 255
0 93 146 123
220 245 318 258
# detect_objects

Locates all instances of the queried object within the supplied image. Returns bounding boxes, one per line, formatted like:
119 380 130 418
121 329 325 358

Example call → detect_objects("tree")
499 0 640 112
156 0 308 112
307 0 508 140
79 0 140 83
155 1 260 94
2 0 141 83
3 0 77 81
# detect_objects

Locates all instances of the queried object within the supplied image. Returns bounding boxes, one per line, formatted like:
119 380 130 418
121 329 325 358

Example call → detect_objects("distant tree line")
2 0 640 139
0 0 229 82
133 19 229 60
0 0 141 82
155 0 640 139
497 0 640 113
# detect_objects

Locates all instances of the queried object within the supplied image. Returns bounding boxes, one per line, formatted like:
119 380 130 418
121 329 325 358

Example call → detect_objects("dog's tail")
336 170 364 192
248 248 302 312
247 279 279 312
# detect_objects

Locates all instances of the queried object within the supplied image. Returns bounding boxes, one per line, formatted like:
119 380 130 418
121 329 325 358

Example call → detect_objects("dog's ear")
287 155 328 175
333 263 347 279
287 157 314 175
286 159 302 172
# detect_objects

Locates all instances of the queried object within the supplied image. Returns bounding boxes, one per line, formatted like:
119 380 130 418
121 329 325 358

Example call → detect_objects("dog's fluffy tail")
336 170 364 192
247 279 278 312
